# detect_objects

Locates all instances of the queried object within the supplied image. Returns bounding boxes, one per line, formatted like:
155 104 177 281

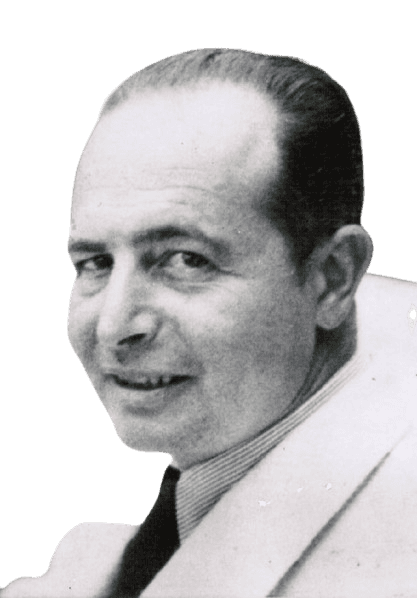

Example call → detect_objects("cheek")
177 283 312 371
67 295 97 366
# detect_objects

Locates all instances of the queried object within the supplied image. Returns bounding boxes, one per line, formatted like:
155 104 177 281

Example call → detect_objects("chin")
110 417 173 454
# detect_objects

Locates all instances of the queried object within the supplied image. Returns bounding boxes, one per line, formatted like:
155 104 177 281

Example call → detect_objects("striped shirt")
176 349 364 543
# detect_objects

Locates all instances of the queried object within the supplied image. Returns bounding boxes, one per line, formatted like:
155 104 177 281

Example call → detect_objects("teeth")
134 376 162 386
114 374 189 390
114 374 181 389
135 376 151 385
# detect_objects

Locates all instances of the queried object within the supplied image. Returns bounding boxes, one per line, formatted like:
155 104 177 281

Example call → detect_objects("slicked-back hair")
102 49 364 274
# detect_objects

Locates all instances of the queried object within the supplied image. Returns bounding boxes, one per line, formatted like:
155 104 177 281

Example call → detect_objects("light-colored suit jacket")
2 274 416 598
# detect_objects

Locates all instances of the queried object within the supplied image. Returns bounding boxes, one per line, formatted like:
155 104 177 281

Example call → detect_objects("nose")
96 258 161 355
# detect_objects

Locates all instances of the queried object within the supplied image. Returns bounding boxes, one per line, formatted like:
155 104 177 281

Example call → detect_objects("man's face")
68 83 318 468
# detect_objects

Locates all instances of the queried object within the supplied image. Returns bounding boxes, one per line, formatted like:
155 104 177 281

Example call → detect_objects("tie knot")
164 465 181 484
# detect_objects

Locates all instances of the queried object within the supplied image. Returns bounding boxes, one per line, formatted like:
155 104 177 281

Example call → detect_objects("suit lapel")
142 350 414 597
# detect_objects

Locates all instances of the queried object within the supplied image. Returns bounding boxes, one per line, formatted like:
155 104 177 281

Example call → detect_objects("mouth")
110 374 192 391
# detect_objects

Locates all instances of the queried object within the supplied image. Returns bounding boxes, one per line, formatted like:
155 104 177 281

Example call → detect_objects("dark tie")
107 465 181 598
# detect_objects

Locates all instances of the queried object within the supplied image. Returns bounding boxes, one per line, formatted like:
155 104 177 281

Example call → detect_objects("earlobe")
314 225 373 330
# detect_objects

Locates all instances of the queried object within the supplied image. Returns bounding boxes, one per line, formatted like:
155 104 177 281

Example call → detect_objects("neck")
283 306 357 417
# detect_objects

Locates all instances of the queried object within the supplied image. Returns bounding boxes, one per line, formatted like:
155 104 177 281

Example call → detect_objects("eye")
75 254 113 276
158 251 216 280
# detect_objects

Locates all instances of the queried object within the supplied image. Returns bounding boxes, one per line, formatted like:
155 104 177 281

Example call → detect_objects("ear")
308 225 373 331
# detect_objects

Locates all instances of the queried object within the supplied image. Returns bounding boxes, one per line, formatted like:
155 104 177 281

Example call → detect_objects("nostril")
114 334 148 363
118 333 147 347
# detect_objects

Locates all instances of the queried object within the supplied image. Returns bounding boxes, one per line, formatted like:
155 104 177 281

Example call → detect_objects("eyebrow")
68 225 232 257
68 240 107 254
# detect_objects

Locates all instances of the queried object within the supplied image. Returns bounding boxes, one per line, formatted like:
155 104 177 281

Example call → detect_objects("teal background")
1 0 415 588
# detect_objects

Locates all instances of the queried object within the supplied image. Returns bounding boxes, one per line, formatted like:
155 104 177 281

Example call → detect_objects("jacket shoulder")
276 428 417 597
0 522 137 598
356 273 417 354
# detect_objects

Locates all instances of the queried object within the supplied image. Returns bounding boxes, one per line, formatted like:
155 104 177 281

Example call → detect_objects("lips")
110 373 191 391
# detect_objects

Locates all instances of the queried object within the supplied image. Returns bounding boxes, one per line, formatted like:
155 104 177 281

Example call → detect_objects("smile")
111 374 191 391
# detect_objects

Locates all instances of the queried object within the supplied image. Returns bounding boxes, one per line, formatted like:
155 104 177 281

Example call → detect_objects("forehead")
74 83 280 203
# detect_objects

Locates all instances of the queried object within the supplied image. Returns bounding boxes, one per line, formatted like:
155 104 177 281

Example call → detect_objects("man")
2 49 416 597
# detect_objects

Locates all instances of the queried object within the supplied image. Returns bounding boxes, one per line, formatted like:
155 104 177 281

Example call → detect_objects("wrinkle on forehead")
75 168 226 194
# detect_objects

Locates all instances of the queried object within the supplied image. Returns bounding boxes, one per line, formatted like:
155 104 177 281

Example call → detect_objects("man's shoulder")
47 521 138 583
276 426 417 596
0 522 138 598
357 272 416 304
356 273 417 351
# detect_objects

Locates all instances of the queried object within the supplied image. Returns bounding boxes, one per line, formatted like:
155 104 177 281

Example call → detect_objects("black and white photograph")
1 3 416 597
